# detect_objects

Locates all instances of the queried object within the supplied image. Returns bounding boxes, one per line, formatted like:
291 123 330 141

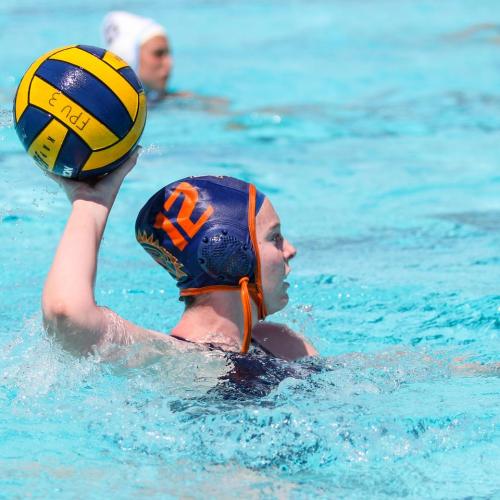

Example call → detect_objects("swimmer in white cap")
102 11 229 111
102 11 178 100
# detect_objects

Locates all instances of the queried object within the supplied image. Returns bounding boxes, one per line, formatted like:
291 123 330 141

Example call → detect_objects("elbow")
42 298 100 355
42 298 69 324
42 289 96 322
42 297 81 328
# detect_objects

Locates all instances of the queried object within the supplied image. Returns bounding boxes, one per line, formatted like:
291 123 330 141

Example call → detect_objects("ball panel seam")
49 47 138 120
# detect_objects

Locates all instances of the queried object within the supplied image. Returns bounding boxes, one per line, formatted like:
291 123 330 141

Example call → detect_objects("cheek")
144 55 162 71
260 249 283 289
140 59 153 77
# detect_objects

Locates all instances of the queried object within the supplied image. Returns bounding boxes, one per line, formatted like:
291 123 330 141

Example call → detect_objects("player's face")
139 35 173 93
255 198 297 315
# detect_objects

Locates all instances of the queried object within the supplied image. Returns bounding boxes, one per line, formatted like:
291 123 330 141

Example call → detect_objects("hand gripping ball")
13 45 147 179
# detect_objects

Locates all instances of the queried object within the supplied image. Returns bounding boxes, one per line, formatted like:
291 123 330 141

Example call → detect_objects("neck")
172 290 259 351
145 87 167 103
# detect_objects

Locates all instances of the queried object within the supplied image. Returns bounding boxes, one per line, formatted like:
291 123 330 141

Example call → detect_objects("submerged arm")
450 358 500 377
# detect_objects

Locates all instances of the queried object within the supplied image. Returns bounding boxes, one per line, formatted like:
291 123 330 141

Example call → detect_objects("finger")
99 145 142 185
119 146 141 174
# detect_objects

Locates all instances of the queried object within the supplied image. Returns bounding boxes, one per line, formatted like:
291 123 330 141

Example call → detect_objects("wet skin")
139 35 173 93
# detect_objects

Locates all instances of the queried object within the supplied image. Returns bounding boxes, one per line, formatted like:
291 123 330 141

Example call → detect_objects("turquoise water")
1 0 500 497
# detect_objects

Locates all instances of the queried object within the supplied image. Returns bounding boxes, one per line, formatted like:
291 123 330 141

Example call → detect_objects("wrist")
71 198 112 219
69 183 117 206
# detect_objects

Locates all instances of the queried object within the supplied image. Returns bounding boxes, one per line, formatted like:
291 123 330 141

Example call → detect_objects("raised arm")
42 150 171 355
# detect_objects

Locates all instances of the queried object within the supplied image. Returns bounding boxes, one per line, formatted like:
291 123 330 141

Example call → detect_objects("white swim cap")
102 11 166 71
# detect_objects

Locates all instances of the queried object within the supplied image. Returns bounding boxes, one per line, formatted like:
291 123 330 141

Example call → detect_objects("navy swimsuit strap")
170 334 273 356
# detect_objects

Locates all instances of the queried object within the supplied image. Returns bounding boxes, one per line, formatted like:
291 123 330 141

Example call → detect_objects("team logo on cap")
136 231 187 281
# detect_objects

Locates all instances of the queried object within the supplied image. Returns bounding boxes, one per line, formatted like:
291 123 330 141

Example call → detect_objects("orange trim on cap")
180 283 260 297
248 184 267 319
180 284 239 296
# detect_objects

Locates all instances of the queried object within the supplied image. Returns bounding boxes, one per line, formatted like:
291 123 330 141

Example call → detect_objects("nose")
284 239 297 262
161 55 173 76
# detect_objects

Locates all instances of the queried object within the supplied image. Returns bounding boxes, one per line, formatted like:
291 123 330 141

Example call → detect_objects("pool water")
1 0 500 497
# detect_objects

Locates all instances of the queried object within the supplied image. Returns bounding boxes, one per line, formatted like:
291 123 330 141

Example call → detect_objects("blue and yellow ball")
13 45 147 179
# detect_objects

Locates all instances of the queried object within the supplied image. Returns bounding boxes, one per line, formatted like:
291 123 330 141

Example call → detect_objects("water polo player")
102 11 175 99
101 11 230 113
42 152 317 360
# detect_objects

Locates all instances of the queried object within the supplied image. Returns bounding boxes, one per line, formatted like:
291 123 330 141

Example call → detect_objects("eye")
153 48 169 58
272 233 284 247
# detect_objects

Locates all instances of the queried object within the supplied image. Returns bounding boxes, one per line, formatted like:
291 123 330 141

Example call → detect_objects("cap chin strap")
241 184 267 353
239 277 252 353
179 281 265 354
247 184 267 320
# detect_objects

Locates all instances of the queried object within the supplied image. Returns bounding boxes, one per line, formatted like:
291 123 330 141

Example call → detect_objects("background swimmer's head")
102 11 172 94
139 34 173 94
135 176 296 318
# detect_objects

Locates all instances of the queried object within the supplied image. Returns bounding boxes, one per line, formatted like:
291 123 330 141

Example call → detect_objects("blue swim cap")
135 176 266 352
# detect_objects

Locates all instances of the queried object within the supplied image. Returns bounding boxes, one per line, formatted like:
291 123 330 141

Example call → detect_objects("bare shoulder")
98 307 196 351
251 321 318 361
45 305 186 358
95 313 203 368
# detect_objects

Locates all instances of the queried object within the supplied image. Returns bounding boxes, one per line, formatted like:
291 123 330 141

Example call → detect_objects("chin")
266 296 289 315
154 83 167 93
147 77 167 93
